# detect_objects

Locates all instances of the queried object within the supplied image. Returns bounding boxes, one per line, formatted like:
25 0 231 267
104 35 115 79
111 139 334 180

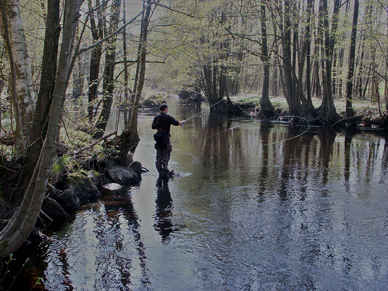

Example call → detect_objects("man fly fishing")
152 103 186 176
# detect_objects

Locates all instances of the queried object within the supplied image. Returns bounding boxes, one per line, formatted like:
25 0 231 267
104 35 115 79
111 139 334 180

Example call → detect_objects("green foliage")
51 154 77 175
56 126 112 173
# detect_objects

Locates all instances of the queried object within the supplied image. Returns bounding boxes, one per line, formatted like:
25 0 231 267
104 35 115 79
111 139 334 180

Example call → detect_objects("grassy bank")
230 95 386 122
230 95 382 116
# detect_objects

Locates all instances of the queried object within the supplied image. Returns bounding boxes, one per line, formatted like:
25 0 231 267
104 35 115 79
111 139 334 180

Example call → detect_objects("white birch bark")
1 0 35 137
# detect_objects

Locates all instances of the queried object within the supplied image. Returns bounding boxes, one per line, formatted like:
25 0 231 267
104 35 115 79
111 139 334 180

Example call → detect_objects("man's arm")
167 115 185 126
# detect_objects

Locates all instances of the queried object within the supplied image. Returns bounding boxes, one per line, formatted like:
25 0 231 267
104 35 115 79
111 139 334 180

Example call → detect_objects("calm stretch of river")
22 98 388 290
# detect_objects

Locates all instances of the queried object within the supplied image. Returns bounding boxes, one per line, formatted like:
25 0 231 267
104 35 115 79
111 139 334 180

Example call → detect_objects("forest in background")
0 0 387 259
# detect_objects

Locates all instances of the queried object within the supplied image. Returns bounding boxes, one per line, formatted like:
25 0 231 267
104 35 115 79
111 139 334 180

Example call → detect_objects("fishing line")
183 99 310 146
234 103 311 147
201 102 310 145
205 120 254 139
185 99 225 122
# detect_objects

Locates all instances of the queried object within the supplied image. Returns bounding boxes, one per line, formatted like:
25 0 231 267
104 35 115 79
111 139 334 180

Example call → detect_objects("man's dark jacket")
152 112 179 149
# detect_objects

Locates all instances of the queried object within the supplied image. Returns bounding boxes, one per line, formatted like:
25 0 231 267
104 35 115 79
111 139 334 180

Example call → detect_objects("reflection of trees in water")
154 176 174 244
344 131 354 183
38 194 151 290
383 139 388 176
255 127 388 287
97 195 150 288
199 113 247 183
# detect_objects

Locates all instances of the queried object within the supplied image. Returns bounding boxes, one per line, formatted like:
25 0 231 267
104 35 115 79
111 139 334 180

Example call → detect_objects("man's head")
160 103 168 113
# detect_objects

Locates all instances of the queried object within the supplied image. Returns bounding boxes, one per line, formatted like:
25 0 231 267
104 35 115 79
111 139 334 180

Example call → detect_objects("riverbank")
230 94 387 128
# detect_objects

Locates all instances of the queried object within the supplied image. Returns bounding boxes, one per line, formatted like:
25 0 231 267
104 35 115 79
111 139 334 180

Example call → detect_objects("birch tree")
0 0 35 141
0 0 85 259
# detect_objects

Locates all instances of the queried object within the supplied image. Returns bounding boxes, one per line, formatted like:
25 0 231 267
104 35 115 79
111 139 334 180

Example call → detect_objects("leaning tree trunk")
345 0 359 118
22 0 61 198
259 1 274 117
0 0 35 141
0 0 84 259
94 0 122 139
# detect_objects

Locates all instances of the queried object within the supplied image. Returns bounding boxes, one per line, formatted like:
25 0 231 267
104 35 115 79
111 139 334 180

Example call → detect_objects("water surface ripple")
24 100 388 290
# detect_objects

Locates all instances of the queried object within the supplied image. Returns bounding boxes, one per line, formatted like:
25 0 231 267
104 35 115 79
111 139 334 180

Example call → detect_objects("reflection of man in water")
154 176 174 243
152 103 186 176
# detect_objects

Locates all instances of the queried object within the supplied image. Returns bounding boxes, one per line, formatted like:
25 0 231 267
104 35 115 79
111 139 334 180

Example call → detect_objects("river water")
18 98 388 290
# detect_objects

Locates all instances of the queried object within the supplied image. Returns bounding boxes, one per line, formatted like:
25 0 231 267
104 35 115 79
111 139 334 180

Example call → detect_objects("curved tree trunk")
0 0 84 259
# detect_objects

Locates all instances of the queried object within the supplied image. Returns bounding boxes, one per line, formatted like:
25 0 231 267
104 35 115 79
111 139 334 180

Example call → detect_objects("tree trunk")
259 1 274 117
122 0 131 130
304 0 314 110
72 30 85 105
94 0 122 139
271 57 279 96
119 0 154 165
0 0 35 141
0 0 84 259
22 0 61 197
281 0 298 115
319 0 340 124
345 0 359 118
87 0 105 122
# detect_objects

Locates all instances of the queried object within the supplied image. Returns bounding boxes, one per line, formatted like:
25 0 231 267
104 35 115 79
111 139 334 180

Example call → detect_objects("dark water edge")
2 99 388 291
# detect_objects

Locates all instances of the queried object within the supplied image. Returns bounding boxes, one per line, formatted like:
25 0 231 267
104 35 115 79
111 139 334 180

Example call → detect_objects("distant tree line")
151 0 388 123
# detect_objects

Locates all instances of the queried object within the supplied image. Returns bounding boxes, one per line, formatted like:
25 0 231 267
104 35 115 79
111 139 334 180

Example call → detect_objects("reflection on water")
154 176 174 244
17 98 388 290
